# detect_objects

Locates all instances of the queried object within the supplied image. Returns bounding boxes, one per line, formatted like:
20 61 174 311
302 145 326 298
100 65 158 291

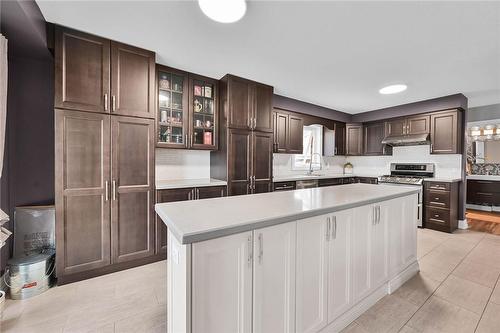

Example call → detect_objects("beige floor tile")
418 259 451 282
355 294 419 333
451 229 486 244
407 296 480 333
114 304 166 333
491 279 500 305
417 233 442 259
434 275 492 314
397 326 420 333
392 272 440 306
341 321 370 333
466 244 500 269
476 302 500 333
417 245 464 272
484 233 500 245
452 259 500 288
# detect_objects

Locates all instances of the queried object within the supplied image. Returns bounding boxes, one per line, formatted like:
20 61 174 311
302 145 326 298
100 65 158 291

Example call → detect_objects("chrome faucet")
307 153 323 175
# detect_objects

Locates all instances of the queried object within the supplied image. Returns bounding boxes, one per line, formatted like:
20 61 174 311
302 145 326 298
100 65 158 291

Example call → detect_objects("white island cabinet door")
401 194 418 266
371 203 389 289
328 208 353 323
192 231 253 333
388 198 404 277
351 204 372 302
253 222 297 333
296 214 329 333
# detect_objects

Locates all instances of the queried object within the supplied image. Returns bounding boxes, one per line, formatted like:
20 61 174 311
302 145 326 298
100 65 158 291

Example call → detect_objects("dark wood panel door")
111 42 155 119
111 116 155 264
385 118 406 136
197 186 227 199
430 110 459 154
55 27 110 113
363 122 386 155
228 129 252 196
288 115 304 154
407 115 430 135
155 188 193 254
252 132 273 194
55 109 111 276
253 83 273 132
227 76 252 130
274 112 288 153
334 122 346 155
346 123 363 156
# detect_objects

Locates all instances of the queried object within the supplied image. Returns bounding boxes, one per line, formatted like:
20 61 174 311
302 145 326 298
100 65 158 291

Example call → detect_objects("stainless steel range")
378 163 435 227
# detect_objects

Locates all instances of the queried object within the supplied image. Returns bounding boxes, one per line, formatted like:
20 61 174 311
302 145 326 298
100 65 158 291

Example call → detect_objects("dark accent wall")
273 94 352 123
0 0 54 273
467 103 500 122
351 94 468 123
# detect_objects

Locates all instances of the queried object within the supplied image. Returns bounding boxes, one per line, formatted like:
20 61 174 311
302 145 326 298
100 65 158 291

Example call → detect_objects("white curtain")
0 34 6 178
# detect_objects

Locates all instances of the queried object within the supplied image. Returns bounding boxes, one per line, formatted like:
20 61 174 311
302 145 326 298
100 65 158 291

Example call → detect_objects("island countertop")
155 183 419 244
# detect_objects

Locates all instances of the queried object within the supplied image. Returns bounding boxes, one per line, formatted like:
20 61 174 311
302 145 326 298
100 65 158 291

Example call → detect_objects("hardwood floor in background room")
466 210 500 235
2 229 500 332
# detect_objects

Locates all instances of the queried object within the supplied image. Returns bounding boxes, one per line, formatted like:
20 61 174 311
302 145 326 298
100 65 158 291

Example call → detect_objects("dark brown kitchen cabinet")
346 123 363 156
424 181 459 233
385 118 406 137
190 74 219 150
288 114 304 154
111 116 155 264
227 129 252 196
272 109 304 154
430 110 461 154
334 122 346 155
55 109 158 284
467 179 500 206
364 121 390 156
407 115 430 135
54 26 155 119
252 131 273 193
155 186 226 253
55 26 110 113
222 75 273 132
274 111 289 153
111 43 155 118
55 110 111 277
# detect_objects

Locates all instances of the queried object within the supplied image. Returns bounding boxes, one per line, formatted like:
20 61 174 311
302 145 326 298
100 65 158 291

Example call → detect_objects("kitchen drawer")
466 190 496 205
425 189 450 208
318 178 343 187
273 181 296 191
467 179 500 194
424 181 450 191
425 207 451 232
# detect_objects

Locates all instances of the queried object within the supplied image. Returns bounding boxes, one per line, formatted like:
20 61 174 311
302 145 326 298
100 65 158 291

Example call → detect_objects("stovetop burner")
378 163 435 185
378 175 424 185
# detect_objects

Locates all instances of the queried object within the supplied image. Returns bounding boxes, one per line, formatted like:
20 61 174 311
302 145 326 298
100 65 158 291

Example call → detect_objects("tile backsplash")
471 163 500 175
156 149 210 180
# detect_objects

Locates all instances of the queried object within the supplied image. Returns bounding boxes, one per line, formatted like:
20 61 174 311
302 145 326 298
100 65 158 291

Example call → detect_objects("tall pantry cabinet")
54 26 159 284
211 75 274 196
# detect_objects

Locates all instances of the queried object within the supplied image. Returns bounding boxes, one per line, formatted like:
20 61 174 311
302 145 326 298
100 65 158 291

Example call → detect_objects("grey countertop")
273 173 380 182
423 177 462 183
156 178 227 190
155 183 419 244
466 174 500 181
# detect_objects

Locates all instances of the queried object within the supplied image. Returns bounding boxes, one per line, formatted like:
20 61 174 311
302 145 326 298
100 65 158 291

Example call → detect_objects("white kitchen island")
155 183 420 333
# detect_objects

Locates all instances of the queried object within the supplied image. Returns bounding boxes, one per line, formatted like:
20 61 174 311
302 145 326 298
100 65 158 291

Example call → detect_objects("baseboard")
387 260 420 294
458 219 469 230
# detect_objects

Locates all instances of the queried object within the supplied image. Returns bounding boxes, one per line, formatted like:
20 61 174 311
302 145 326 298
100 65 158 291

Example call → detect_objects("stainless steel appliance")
295 179 319 189
378 163 435 227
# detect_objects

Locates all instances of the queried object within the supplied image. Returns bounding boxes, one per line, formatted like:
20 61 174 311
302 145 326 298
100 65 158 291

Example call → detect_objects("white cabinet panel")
371 203 389 289
388 198 405 277
351 204 372 302
401 194 418 266
296 214 329 333
192 232 253 333
253 222 296 333
328 209 353 323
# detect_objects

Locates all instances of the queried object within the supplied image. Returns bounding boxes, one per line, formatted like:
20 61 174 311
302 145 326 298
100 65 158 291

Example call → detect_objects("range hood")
381 133 430 146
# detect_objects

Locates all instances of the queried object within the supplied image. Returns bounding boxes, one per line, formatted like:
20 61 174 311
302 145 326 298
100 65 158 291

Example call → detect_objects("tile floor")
1 229 499 333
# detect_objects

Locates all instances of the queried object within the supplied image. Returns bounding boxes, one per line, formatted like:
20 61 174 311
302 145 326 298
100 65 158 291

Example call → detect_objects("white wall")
156 149 211 180
273 145 462 179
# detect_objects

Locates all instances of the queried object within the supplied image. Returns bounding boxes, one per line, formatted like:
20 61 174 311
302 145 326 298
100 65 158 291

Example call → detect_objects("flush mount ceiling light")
379 84 407 95
199 0 247 23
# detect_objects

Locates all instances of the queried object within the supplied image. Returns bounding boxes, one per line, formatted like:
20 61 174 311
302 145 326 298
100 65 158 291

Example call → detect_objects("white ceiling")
37 0 500 114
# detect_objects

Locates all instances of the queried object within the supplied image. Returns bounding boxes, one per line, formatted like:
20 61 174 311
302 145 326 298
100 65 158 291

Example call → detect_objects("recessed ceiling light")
199 0 247 23
379 84 407 95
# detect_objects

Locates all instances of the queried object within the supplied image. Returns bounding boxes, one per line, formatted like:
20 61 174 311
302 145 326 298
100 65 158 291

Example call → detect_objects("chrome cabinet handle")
112 180 117 201
104 94 108 111
188 190 191 200
247 235 253 267
332 215 337 239
377 206 381 224
258 233 263 263
112 95 116 112
326 217 331 241
105 181 109 201
254 118 257 129
190 134 193 147
373 207 376 225
185 134 187 145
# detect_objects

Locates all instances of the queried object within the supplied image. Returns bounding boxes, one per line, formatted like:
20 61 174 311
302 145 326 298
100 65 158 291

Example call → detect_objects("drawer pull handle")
430 201 445 205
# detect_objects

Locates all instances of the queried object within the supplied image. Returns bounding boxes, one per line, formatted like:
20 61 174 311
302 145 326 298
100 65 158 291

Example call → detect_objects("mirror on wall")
468 122 500 164
472 140 500 164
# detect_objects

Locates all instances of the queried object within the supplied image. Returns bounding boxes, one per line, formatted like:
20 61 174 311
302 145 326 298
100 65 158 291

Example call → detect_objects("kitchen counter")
273 173 380 182
156 183 419 244
155 178 227 190
424 177 462 183
466 174 500 181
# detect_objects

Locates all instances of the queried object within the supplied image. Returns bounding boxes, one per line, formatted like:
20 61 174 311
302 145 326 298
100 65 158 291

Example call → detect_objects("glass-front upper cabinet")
157 66 189 148
189 74 218 150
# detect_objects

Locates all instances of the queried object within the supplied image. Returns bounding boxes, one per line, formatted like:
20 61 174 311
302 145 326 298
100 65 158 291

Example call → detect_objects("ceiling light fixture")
198 0 247 23
379 84 407 95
